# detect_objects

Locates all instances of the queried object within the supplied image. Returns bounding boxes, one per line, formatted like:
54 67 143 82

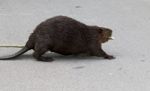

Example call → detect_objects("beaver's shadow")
18 52 104 61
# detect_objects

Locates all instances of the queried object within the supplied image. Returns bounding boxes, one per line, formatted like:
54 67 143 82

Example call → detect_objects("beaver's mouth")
108 36 115 40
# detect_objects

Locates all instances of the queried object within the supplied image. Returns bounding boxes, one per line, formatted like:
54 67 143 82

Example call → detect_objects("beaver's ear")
97 27 103 34
97 27 107 35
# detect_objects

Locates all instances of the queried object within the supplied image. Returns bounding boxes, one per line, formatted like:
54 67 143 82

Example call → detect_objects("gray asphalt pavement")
0 0 150 91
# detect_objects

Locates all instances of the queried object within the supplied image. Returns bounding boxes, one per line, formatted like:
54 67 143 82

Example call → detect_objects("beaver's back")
30 16 91 55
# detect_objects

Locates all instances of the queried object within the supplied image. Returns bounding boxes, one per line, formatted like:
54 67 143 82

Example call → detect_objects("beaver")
0 16 115 61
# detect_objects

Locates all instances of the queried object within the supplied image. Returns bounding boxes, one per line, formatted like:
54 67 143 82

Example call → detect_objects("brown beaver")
0 16 115 61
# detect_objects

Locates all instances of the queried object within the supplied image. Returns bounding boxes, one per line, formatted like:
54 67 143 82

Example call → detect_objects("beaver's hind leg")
33 42 53 62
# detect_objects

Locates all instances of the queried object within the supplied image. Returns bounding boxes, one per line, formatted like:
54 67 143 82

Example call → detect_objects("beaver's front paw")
104 55 115 60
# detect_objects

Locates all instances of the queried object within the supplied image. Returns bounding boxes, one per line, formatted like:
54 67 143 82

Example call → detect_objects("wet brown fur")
2 16 115 61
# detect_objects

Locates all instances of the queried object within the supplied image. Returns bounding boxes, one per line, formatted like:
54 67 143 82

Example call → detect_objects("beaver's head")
98 27 114 43
89 26 114 43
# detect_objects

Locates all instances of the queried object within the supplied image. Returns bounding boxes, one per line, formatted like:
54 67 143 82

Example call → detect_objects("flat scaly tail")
0 47 30 60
